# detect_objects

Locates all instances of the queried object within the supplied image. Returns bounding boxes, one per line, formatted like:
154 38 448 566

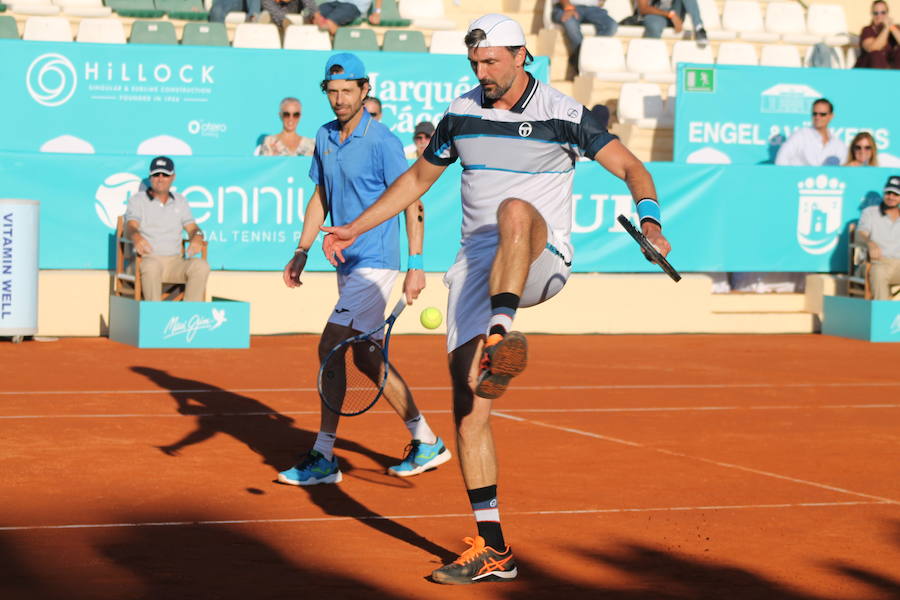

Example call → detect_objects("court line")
1 404 898 420
493 412 900 505
6 381 900 397
0 500 888 532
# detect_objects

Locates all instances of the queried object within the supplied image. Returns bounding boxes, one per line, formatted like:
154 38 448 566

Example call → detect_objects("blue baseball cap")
323 53 367 81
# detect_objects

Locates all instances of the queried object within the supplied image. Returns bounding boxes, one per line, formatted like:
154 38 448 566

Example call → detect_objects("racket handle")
390 298 407 319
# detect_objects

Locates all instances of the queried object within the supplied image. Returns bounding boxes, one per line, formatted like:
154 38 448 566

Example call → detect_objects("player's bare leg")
475 198 547 399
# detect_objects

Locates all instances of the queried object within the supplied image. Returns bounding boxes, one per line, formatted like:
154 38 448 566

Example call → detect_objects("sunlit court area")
2 0 900 597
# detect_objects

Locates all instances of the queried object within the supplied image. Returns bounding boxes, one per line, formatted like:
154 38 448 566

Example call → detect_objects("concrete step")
705 311 818 334
711 292 808 314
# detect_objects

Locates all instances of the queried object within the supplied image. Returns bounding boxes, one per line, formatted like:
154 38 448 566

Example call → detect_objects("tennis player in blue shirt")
278 53 451 485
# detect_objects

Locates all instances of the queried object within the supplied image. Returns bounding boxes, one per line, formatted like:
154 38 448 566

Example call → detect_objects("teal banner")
0 40 548 156
674 64 900 166
2 152 892 273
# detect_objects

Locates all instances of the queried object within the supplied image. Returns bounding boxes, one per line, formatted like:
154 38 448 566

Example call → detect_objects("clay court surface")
1 333 899 599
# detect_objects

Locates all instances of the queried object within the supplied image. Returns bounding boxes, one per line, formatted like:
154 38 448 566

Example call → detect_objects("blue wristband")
636 198 661 227
407 254 424 270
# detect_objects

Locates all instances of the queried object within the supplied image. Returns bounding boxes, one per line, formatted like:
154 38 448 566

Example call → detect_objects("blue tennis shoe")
388 438 452 477
277 450 342 486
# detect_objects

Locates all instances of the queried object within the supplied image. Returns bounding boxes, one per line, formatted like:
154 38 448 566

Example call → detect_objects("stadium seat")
721 1 779 42
806 4 850 46
76 17 126 42
603 0 643 37
804 43 843 68
764 1 821 45
283 24 330 50
618 82 671 129
181 21 227 45
23 15 72 40
130 19 176 44
685 0 737 41
670 39 714 68
398 0 453 30
223 10 245 24
106 0 164 18
11 2 61 15
0 15 18 38
578 37 639 81
845 46 858 69
429 29 466 54
232 22 280 48
332 27 378 51
716 41 759 65
55 0 112 16
155 0 205 20
625 38 675 83
382 29 426 52
377 0 410 27
759 43 802 67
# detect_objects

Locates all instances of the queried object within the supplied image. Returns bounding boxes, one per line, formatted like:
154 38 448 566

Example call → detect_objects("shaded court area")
1 334 899 599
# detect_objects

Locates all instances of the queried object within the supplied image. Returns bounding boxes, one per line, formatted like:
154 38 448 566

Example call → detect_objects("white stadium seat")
283 24 330 50
759 43 802 67
232 23 281 49
23 15 71 40
578 37 639 81
399 0 454 30
626 38 675 83
670 39 714 69
76 17 125 43
618 82 672 129
716 41 759 65
806 4 850 46
429 30 467 55
765 1 821 44
12 3 61 14
685 0 737 40
722 1 779 42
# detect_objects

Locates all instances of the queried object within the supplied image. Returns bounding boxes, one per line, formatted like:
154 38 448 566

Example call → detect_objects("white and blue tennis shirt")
423 73 616 246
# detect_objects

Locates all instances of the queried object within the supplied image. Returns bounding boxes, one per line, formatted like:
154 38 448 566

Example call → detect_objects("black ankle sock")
467 485 505 550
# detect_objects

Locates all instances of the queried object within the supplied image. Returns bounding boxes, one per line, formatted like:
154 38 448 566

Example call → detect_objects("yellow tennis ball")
420 307 442 330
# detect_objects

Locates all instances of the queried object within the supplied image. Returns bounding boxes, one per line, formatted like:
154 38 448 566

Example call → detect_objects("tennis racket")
617 214 682 282
318 298 407 417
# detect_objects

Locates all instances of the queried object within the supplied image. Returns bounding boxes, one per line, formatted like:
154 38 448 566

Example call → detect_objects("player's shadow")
132 366 454 563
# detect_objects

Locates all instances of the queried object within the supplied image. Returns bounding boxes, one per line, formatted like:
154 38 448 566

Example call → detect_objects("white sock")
487 313 513 336
312 431 336 461
405 415 437 444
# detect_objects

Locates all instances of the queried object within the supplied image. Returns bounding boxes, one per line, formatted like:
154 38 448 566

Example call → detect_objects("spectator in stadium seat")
364 97 382 121
259 97 315 156
405 120 434 159
845 132 880 167
124 156 210 302
312 0 382 35
210 0 260 22
636 0 707 45
856 175 900 299
855 0 900 69
262 0 299 28
774 98 847 166
551 1 618 69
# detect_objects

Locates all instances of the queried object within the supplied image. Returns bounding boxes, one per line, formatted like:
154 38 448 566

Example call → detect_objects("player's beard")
480 75 515 101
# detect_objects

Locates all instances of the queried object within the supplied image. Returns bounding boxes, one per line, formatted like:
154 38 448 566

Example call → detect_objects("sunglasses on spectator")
281 112 301 118
853 144 873 151
886 191 899 197
873 10 887 15
812 111 829 117
150 172 172 178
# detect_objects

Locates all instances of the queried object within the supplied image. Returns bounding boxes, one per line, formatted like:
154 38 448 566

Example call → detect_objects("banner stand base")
822 295 900 342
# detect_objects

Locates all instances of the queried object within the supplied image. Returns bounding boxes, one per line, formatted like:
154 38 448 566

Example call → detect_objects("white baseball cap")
467 13 526 47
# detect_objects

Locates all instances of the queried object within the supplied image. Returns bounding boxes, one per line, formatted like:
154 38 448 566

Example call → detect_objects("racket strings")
320 340 386 415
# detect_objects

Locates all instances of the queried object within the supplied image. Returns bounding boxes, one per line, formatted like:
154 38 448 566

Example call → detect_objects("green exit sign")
684 68 715 92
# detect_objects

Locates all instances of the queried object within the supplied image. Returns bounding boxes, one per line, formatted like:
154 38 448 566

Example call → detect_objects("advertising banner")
0 199 40 336
2 152 892 273
674 64 900 166
0 40 548 157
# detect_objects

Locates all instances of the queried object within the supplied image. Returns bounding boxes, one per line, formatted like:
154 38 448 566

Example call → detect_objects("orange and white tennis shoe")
474 331 528 399
431 536 517 585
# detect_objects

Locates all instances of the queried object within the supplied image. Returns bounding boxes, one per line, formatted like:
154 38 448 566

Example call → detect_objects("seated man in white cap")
320 13 672 584
124 156 210 302
857 175 900 299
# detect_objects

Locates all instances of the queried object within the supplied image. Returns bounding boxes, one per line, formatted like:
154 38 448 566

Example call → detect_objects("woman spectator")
845 132 879 166
258 97 315 156
855 0 900 69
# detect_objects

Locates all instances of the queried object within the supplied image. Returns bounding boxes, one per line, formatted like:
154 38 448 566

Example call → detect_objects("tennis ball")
420 307 442 330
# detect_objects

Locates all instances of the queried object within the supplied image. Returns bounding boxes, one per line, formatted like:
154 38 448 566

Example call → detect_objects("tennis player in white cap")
322 13 671 583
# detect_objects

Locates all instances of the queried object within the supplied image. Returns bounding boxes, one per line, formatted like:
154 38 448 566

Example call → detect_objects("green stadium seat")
381 29 425 52
107 0 164 18
130 19 177 44
377 0 410 27
0 3 7 12
155 0 206 20
0 14 17 37
181 21 227 45
332 27 378 51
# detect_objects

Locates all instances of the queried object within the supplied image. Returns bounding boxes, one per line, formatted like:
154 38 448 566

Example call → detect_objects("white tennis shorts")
329 267 398 339
443 226 572 352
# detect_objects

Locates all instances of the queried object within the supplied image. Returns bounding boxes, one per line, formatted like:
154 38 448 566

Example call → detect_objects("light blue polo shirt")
310 108 408 272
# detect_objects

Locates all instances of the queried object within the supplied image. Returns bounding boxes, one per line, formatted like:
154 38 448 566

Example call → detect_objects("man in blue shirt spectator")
314 0 383 34
278 53 451 486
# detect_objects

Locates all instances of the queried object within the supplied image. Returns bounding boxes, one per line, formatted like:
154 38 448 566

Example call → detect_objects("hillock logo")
796 175 844 255
27 53 77 107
